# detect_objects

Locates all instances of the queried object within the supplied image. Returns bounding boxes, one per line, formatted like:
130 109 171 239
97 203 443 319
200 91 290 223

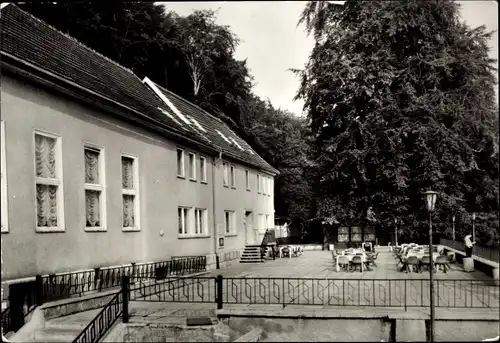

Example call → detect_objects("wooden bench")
442 246 499 281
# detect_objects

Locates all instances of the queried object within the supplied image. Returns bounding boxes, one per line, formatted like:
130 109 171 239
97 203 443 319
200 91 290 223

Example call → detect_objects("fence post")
35 275 43 306
216 275 223 309
122 275 129 323
404 280 407 312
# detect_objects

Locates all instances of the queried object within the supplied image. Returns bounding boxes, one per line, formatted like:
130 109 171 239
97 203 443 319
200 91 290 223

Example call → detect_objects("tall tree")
296 0 499 246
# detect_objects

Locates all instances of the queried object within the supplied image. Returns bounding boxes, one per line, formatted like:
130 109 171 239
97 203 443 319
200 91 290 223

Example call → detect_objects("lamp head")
422 190 438 212
472 212 476 221
452 215 455 223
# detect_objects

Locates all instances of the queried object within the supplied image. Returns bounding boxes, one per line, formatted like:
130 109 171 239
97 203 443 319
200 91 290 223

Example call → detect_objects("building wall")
0 76 274 280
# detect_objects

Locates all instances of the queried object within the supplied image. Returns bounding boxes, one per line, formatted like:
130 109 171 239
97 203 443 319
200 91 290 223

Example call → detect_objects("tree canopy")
296 0 499 246
19 2 314 221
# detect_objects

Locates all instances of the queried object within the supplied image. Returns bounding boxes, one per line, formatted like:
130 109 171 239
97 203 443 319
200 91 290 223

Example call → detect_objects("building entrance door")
244 211 254 245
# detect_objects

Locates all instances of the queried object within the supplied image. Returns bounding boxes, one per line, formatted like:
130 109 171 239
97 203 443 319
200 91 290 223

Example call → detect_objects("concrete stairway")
239 245 265 263
31 308 101 342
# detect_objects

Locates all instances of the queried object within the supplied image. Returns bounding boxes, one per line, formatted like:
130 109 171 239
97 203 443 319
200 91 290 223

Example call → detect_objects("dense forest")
19 1 499 247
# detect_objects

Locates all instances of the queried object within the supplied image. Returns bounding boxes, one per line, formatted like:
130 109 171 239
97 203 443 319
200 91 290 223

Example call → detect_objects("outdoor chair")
434 255 449 273
396 254 407 272
370 252 379 267
406 256 419 273
331 250 338 264
365 254 376 270
337 256 350 272
282 247 290 258
350 255 363 273
419 256 435 273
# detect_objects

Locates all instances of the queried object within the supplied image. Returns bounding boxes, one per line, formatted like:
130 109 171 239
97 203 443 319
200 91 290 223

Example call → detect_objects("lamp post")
394 218 398 247
423 190 438 343
471 212 476 242
452 215 455 242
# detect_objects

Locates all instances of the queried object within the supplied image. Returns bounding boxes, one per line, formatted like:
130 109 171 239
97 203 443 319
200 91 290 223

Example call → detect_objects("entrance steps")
240 245 267 263
22 308 101 342
240 244 272 263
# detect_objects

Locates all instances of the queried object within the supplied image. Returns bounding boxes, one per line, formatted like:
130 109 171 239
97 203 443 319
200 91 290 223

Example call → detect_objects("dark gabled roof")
145 79 278 174
0 4 207 144
0 4 278 174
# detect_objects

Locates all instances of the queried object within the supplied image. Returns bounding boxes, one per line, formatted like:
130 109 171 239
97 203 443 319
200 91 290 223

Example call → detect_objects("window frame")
83 143 107 232
178 206 191 236
194 208 208 236
223 162 229 187
257 174 261 194
224 210 236 235
176 148 185 178
121 153 140 232
1 121 8 233
245 169 250 191
188 152 196 181
33 130 65 233
200 156 207 183
230 164 236 188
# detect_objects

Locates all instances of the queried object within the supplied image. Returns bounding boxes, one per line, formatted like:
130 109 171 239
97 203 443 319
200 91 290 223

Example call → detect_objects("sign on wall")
351 226 362 242
338 227 349 242
219 237 224 248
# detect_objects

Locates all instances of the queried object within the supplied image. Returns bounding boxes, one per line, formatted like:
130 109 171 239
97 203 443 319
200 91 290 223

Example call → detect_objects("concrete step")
34 327 82 342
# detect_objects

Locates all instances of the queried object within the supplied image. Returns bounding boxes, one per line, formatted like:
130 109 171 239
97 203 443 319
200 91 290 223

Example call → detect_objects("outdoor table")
337 252 369 272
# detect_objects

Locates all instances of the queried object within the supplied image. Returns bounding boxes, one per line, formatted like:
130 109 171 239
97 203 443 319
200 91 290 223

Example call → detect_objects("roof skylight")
157 107 183 127
216 130 232 145
187 116 207 132
144 77 191 125
229 137 244 151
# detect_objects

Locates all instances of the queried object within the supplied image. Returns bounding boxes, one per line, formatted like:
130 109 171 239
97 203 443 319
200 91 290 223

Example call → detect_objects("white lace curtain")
35 135 58 227
85 149 100 227
122 157 134 227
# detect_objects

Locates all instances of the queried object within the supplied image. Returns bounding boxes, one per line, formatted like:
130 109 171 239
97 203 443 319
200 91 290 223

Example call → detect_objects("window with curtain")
195 208 207 235
200 156 207 182
1 121 8 233
178 207 190 235
122 155 139 230
189 152 196 180
34 132 63 231
84 146 105 230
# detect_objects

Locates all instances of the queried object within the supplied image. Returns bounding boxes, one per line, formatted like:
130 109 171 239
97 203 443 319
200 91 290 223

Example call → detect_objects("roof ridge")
4 4 141 82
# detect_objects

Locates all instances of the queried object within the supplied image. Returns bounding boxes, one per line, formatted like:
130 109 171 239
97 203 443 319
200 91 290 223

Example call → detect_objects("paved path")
130 250 499 309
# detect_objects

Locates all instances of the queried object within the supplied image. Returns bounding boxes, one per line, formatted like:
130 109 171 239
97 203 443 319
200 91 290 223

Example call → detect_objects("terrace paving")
132 247 499 310
205 247 489 280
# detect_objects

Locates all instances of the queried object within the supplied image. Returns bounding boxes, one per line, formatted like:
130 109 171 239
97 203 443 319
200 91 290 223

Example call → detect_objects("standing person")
464 234 475 257
388 241 392 252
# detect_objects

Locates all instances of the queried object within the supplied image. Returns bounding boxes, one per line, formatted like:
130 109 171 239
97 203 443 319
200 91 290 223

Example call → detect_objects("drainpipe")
212 151 223 269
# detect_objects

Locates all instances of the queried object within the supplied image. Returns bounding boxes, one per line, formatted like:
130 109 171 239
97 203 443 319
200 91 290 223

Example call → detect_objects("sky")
159 1 499 116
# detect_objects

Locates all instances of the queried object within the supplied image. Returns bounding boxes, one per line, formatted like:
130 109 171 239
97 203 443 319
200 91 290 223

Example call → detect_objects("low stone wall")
442 246 499 280
206 249 244 270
